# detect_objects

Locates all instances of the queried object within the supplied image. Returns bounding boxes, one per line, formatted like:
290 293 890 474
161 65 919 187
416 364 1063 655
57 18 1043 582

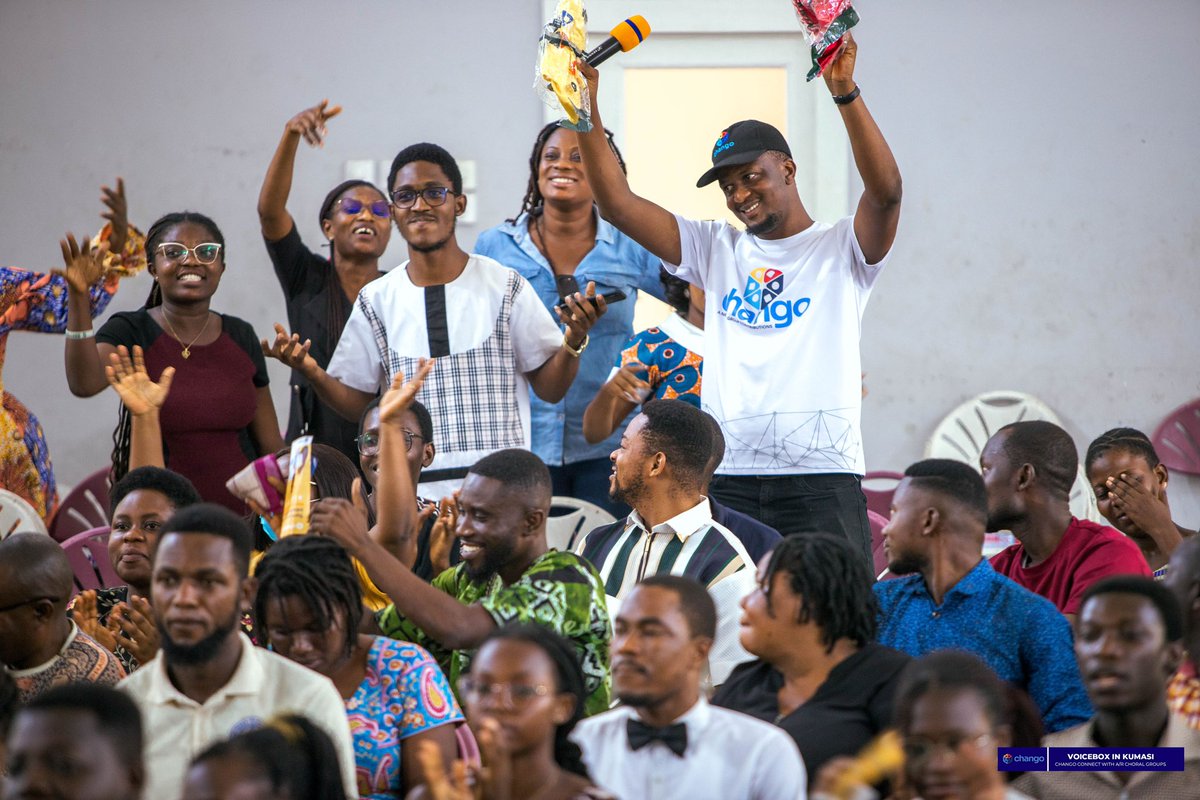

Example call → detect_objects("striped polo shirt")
578 498 756 683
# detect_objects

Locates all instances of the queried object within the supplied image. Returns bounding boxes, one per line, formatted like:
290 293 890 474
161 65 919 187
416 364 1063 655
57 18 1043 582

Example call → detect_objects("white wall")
3 0 1198 521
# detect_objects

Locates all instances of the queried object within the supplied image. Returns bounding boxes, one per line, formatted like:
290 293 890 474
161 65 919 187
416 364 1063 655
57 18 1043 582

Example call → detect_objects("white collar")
7 620 80 677
627 498 714 542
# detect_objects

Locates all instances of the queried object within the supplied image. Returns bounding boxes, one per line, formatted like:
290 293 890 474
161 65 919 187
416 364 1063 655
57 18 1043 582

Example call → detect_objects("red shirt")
989 517 1151 615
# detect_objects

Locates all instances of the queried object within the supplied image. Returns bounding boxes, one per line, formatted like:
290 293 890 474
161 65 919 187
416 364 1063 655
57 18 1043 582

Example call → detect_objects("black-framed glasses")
336 197 391 218
390 187 454 209
0 596 60 614
355 430 424 456
458 677 551 709
156 242 223 265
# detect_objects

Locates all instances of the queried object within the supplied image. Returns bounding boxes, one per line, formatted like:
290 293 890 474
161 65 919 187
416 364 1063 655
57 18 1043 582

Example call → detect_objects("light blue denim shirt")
474 210 666 465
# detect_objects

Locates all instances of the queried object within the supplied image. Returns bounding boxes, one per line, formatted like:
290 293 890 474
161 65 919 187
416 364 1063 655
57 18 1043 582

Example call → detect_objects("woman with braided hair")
1086 427 1196 577
474 123 666 515
255 534 462 798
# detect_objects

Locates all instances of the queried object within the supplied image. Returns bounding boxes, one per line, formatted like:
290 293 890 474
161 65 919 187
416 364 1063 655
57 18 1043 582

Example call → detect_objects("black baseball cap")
696 120 792 188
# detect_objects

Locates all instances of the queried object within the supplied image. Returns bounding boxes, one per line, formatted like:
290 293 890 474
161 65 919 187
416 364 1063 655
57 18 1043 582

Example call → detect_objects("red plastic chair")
862 471 903 520
1152 399 1200 476
60 526 120 598
49 468 111 543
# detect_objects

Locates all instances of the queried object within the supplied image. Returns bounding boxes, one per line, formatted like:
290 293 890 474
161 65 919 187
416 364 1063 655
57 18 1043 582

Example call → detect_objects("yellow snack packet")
279 436 315 538
537 0 590 131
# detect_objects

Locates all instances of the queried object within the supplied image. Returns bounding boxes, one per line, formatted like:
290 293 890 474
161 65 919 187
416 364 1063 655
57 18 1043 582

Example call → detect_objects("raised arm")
59 233 118 396
526 282 606 403
105 345 170 469
575 62 683 265
823 32 902 264
581 362 648 444
257 100 343 242
261 323 374 421
373 361 436 567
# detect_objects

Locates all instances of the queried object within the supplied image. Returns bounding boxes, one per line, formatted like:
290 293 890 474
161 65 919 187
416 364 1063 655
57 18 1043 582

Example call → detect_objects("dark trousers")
549 457 630 518
708 473 873 571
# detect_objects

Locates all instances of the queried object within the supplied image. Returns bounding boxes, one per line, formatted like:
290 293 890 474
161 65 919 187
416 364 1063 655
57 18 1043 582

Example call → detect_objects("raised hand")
310 477 373 556
55 232 108 293
110 594 159 665
822 31 858 96
286 100 343 148
106 345 174 416
100 178 129 255
261 323 318 374
73 590 119 653
414 739 473 800
1106 472 1181 550
556 281 607 349
424 492 460 575
603 361 651 404
380 360 436 426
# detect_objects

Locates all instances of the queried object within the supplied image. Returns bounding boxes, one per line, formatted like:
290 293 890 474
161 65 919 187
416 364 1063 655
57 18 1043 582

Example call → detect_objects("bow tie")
626 717 688 757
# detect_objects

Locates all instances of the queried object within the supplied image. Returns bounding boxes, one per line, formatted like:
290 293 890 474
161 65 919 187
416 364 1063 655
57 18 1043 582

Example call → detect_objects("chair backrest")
862 471 904 519
49 467 111 543
59 526 121 598
924 390 1102 523
1151 399 1200 476
0 488 50 538
546 497 617 553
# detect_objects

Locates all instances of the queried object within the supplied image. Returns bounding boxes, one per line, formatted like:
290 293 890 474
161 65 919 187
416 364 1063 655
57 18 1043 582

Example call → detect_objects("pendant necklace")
160 309 212 359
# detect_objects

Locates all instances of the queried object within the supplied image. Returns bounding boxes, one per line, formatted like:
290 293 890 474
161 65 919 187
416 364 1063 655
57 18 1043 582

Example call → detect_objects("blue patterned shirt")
874 559 1092 733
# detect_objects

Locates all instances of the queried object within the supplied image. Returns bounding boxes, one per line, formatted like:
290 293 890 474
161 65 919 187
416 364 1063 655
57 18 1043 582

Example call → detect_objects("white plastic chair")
0 488 50 538
546 497 617 553
924 390 1102 523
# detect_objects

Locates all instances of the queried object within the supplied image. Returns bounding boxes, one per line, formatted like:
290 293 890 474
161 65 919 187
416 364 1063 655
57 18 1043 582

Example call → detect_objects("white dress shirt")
120 633 359 799
572 697 807 800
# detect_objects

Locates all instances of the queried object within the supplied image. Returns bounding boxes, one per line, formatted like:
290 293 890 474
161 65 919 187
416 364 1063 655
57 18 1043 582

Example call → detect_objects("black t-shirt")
711 643 911 777
265 224 372 462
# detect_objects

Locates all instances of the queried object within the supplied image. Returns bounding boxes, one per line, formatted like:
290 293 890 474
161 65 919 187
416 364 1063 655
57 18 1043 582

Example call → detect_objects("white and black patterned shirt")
577 498 756 683
328 256 562 498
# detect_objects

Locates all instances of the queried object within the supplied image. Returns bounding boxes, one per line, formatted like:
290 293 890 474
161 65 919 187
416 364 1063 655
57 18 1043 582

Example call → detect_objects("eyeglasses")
355 430 424 456
0 596 60 614
156 242 223 265
903 733 994 763
336 197 391 218
458 677 552 709
390 187 454 209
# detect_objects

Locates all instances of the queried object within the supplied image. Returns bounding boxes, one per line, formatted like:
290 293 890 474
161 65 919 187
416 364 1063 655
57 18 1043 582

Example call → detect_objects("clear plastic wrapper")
791 0 860 81
226 452 290 516
536 0 591 131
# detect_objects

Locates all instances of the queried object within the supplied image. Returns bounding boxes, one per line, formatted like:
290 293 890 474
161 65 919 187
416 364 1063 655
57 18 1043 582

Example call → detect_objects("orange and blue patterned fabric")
616 324 703 406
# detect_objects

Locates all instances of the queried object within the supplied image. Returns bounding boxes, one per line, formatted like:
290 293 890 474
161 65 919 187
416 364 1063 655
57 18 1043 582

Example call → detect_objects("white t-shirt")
666 215 888 476
327 255 562 495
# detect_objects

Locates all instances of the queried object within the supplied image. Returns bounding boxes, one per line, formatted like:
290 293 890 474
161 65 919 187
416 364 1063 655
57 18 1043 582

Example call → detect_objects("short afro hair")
469 449 552 507
903 459 988 523
19 684 143 770
636 574 717 640
997 420 1078 498
387 142 462 195
157 503 254 578
1079 575 1184 643
639 400 714 490
110 466 202 517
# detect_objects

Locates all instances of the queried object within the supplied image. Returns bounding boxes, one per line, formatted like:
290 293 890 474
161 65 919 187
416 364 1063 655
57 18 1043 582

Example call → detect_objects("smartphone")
556 288 626 314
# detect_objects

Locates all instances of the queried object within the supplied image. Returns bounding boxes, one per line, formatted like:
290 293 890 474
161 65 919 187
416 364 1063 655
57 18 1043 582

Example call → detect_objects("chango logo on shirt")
719 267 811 328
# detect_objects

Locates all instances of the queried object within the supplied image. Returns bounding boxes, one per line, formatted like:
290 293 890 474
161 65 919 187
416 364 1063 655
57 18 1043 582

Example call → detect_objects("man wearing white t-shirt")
266 143 606 499
574 33 901 563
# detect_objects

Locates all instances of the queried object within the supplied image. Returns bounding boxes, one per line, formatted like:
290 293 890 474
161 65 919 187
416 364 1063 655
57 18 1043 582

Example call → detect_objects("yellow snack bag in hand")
280 436 315 538
537 0 590 131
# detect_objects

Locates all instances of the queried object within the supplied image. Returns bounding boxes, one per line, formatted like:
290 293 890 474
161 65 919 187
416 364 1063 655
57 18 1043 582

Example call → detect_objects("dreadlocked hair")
110 211 225 485
508 122 627 224
1085 427 1161 472
762 533 877 653
254 535 363 657
317 180 387 355
482 624 592 779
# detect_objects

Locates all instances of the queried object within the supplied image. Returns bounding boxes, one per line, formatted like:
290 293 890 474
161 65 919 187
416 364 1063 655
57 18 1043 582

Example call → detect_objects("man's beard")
610 470 645 507
464 537 516 583
158 613 240 666
746 212 782 237
887 550 928 577
409 219 456 253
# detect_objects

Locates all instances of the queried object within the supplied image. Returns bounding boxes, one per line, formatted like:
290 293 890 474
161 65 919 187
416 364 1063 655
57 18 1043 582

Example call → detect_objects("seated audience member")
264 142 605 501
416 625 617 800
582 269 704 446
700 412 782 563
63 212 284 511
255 535 462 798
184 713 347 800
119 503 357 799
1165 537 1200 729
0 533 124 701
257 100 390 465
983 421 1150 619
577 399 755 684
323 370 611 715
3 684 144 800
713 533 910 776
1015 577 1200 798
573 576 806 798
816 650 1040 800
71 465 202 673
876 459 1091 732
1086 427 1196 578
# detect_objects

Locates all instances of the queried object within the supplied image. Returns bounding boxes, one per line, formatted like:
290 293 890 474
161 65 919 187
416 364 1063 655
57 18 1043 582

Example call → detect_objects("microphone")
584 15 651 66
